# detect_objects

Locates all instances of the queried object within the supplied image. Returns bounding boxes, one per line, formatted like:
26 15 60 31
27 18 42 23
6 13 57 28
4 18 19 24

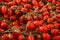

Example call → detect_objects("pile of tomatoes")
0 0 60 40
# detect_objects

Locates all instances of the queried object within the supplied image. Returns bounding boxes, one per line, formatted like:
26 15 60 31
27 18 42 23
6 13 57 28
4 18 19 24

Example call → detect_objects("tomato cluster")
0 0 60 40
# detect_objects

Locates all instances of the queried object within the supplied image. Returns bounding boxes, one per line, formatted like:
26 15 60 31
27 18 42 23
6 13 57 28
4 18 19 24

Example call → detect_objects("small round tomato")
1 5 8 14
2 34 8 40
24 4 32 9
51 29 59 35
18 35 25 40
8 1 16 6
47 24 54 30
32 0 38 6
39 26 48 33
27 21 36 30
4 14 9 19
14 0 21 4
1 22 7 28
28 35 35 40
33 21 42 27
10 16 17 21
42 33 51 40
53 35 60 40
22 0 28 3
44 15 49 21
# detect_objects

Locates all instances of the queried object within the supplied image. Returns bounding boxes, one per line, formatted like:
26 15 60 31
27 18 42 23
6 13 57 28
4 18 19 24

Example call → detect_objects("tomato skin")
43 11 49 16
2 34 8 40
0 28 4 33
22 8 28 13
5 0 10 2
33 21 42 27
1 22 7 28
58 19 60 23
18 35 24 40
42 33 51 40
12 32 20 40
52 6 56 11
52 0 56 4
38 1 44 8
48 18 54 23
54 23 60 28
39 15 43 20
1 5 8 14
39 26 48 33
51 29 59 35
3 14 9 19
28 35 35 40
44 15 49 21
14 0 21 4
53 35 60 40
8 1 16 6
32 0 38 6
13 21 19 26
27 21 36 30
22 0 28 3
10 16 17 21
8 9 13 16
48 0 52 2
47 24 54 30
24 4 32 9
58 0 60 3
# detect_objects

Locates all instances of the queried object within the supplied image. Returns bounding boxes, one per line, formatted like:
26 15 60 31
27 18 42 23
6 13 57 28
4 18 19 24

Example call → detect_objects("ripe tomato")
1 5 8 14
27 21 36 30
32 0 38 6
33 20 43 27
42 33 51 40
2 34 8 40
39 26 48 33
51 29 59 35
10 16 17 21
18 35 24 40
24 4 32 9
1 22 7 28
47 24 54 30
14 0 21 4
53 35 60 40
22 0 28 3
8 1 16 6
28 35 35 40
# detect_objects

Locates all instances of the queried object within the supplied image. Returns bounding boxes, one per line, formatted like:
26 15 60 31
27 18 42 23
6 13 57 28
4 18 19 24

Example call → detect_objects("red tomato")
14 0 21 4
1 5 8 14
8 1 16 6
10 16 17 21
2 34 8 40
42 33 51 40
28 35 35 40
1 22 7 28
18 35 24 40
51 29 59 35
47 24 54 30
22 0 28 3
53 35 60 40
33 21 43 27
27 21 36 30
39 26 48 33
24 4 32 9
32 0 38 6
